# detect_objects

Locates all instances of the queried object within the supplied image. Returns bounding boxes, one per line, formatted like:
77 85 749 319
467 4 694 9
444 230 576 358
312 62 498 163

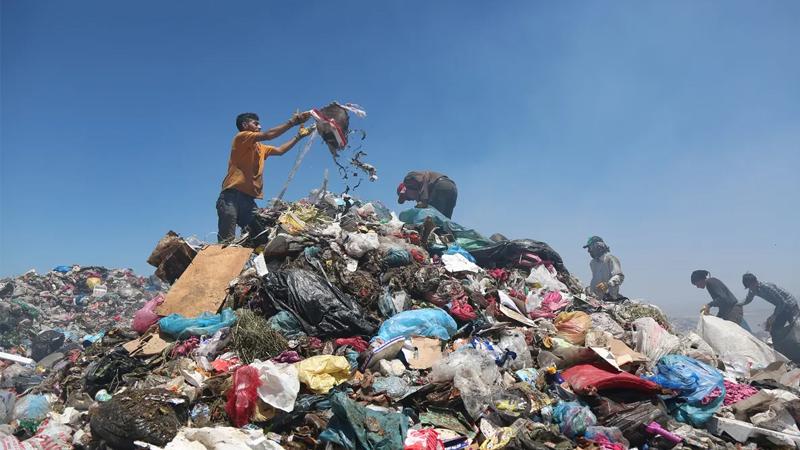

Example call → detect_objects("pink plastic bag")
132 294 164 335
404 429 444 450
529 291 570 319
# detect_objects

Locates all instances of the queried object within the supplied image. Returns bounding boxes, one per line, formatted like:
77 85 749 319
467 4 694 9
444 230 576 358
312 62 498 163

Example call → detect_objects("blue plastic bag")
384 248 411 267
398 207 450 227
445 245 476 263
645 355 725 426
398 207 494 252
159 308 237 339
320 392 408 450
53 265 72 273
13 394 50 422
375 308 457 341
553 401 597 438
267 311 306 339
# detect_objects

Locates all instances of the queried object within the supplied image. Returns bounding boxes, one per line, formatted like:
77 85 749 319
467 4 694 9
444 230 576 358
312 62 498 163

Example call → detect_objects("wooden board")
156 245 252 317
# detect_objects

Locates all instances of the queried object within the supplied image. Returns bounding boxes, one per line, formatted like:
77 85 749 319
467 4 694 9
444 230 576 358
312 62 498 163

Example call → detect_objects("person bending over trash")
397 171 458 219
583 236 625 301
691 269 750 331
217 111 312 242
740 273 799 333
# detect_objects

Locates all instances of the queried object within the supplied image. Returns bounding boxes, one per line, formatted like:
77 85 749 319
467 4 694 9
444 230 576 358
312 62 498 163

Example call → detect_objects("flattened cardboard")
499 304 537 327
156 245 252 317
402 337 442 369
123 332 170 356
608 338 648 365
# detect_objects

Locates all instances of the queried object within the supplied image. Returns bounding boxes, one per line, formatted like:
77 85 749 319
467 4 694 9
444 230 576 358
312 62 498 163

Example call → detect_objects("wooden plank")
156 245 252 317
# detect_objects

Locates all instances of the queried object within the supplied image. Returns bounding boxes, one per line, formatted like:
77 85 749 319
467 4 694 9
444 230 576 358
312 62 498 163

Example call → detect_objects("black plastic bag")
269 394 331 433
261 269 378 337
469 238 570 276
312 103 350 154
84 348 143 395
587 393 668 447
90 388 188 450
31 330 65 361
772 320 800 364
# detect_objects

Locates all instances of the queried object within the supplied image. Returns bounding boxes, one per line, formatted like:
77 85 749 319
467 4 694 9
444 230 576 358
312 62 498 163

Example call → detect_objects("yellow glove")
595 282 608 293
297 126 311 138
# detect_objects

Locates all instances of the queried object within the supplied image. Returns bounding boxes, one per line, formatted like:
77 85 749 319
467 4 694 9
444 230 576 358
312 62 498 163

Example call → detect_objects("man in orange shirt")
217 111 311 242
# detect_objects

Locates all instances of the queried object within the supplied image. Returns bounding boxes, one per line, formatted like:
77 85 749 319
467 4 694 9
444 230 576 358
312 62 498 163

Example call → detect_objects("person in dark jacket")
740 273 799 333
397 171 458 219
691 269 751 331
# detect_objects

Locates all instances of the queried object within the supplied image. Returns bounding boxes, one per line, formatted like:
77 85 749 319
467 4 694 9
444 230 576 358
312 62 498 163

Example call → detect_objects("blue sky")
2 1 798 318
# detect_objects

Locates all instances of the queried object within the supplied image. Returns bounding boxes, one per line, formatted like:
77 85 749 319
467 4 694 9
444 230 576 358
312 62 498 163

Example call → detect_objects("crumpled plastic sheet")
552 401 597 438
159 308 237 340
375 308 457 342
250 360 300 412
162 427 284 450
294 355 351 394
430 348 501 419
319 392 408 450
646 355 725 426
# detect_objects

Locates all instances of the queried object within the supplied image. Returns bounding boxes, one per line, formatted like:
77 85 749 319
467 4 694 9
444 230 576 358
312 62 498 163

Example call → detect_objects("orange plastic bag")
554 311 592 345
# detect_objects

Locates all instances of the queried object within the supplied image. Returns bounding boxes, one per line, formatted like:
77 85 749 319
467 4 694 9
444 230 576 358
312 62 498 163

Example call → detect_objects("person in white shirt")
583 236 625 301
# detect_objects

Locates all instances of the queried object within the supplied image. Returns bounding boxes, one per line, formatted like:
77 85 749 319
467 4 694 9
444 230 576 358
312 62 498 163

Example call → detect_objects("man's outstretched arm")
256 111 311 141
270 127 311 155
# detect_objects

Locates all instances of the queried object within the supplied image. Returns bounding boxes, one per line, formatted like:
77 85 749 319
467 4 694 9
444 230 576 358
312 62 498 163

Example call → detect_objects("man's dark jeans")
216 189 257 243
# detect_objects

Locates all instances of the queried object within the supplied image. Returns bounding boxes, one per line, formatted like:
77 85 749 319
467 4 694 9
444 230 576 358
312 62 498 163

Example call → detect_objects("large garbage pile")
0 266 167 350
2 194 799 449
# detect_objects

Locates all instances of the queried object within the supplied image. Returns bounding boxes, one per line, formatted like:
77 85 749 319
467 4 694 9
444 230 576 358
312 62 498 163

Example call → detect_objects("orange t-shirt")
220 131 277 199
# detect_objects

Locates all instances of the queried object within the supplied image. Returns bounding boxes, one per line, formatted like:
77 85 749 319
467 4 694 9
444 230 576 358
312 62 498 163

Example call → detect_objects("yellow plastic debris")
294 355 351 394
86 277 102 289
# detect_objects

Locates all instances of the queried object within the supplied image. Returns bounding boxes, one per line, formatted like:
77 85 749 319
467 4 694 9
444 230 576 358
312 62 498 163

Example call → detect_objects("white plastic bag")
590 312 625 338
163 427 283 450
697 315 787 369
430 348 500 419
250 360 300 412
343 232 380 258
526 265 567 292
498 330 533 370
632 317 680 367
678 332 718 368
